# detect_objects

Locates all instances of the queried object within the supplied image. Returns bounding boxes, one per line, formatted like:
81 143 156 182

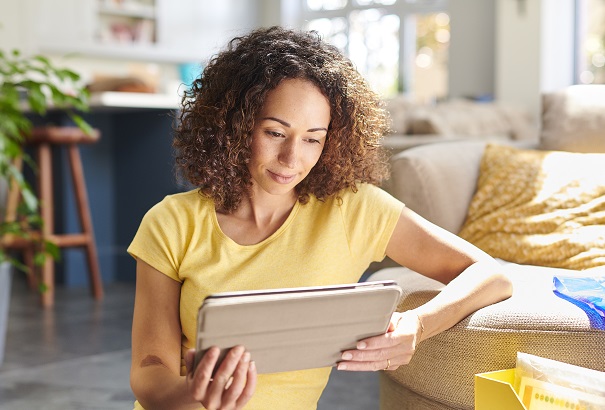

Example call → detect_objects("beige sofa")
382 96 538 154
369 85 605 409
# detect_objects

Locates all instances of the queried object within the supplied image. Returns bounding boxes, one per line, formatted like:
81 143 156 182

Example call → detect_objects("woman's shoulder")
336 183 389 201
305 183 396 211
329 183 403 212
147 189 213 217
162 188 208 204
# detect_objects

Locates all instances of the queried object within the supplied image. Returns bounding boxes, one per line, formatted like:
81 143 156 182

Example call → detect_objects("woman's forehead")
257 80 331 129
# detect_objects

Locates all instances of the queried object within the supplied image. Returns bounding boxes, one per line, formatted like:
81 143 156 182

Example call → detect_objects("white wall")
163 0 259 59
496 0 575 119
446 0 496 100
540 0 575 92
258 0 284 28
0 1 38 53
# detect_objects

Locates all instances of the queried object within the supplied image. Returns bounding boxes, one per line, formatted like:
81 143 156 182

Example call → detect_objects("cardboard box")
475 369 527 410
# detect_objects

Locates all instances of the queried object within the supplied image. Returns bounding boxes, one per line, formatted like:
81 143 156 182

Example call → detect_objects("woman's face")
248 78 331 198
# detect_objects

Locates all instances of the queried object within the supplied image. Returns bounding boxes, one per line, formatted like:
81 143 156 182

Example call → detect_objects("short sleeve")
127 196 189 283
339 184 405 262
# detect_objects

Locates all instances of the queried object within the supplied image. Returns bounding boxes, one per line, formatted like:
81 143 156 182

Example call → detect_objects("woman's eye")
267 131 284 138
305 138 321 144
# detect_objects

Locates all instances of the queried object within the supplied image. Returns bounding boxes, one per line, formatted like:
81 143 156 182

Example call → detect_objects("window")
576 0 605 84
300 0 449 100
413 12 450 103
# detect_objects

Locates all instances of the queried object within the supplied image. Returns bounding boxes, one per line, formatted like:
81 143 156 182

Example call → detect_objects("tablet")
194 280 402 374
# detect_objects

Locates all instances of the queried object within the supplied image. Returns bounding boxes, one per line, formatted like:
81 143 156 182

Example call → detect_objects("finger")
205 346 246 408
236 360 257 408
337 351 412 372
343 342 416 363
189 346 220 401
337 358 400 372
221 352 250 404
338 342 416 371
384 358 394 371
340 344 397 364
356 330 403 351
387 312 402 332
357 313 418 352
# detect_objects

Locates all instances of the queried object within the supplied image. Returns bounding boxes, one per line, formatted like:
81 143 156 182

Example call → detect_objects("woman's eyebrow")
263 116 290 127
263 116 328 133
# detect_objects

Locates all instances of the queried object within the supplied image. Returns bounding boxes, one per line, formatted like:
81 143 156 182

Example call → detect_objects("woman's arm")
338 207 512 371
130 259 256 409
385 207 513 337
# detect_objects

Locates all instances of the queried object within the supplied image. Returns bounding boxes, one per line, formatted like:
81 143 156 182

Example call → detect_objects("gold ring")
385 359 391 371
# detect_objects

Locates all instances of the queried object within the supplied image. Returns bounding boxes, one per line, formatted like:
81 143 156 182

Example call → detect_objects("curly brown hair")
173 26 390 213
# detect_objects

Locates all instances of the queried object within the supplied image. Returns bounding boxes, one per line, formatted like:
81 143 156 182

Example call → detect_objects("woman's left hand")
336 310 423 372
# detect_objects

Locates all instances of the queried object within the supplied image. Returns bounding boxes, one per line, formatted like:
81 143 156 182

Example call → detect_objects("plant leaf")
70 113 94 136
26 83 48 114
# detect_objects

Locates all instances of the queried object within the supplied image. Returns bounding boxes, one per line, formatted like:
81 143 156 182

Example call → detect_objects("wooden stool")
1 155 36 286
8 126 104 307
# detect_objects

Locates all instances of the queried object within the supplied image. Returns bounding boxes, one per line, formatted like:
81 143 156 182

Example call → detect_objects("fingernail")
341 352 353 360
250 361 256 371
243 352 250 363
357 342 367 349
338 363 347 370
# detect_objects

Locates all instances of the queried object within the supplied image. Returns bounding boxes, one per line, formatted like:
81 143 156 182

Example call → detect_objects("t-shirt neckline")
211 200 302 249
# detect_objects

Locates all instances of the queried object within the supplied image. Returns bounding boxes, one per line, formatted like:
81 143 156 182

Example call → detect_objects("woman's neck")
239 187 298 225
216 190 298 245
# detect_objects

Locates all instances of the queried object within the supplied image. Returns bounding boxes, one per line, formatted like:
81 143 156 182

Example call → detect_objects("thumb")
387 314 400 333
387 312 400 333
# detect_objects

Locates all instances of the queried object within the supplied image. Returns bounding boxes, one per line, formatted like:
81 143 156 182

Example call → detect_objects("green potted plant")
0 49 92 366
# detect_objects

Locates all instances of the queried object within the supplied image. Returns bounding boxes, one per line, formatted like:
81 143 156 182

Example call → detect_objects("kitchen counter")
89 91 181 111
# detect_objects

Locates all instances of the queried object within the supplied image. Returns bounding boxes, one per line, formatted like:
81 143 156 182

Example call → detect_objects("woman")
128 26 512 410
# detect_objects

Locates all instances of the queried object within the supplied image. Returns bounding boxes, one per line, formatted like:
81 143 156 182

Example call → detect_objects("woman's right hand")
185 346 257 410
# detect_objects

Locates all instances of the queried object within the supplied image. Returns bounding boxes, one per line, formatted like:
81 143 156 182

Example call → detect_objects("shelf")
34 0 212 64
89 91 180 110
96 0 157 47
98 5 156 19
39 42 204 64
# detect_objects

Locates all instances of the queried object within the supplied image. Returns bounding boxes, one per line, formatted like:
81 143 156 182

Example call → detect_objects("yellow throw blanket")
459 144 605 270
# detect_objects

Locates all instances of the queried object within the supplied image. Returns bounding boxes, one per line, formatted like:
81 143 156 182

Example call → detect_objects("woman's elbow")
130 369 145 406
130 368 156 410
489 271 513 302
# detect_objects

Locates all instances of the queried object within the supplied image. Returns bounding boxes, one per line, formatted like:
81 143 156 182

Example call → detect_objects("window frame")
574 0 605 84
296 0 448 96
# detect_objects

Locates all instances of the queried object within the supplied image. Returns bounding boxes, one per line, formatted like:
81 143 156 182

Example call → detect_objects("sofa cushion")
389 141 489 234
541 85 605 153
458 144 605 270
404 100 537 141
384 95 415 135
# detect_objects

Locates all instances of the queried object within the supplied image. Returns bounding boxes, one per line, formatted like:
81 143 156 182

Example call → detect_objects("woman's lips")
268 170 296 184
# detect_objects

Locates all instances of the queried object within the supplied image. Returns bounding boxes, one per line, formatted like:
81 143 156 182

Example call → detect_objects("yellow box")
475 369 527 410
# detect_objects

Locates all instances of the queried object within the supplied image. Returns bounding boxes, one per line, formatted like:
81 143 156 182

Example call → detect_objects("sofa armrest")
383 134 512 154
389 141 488 233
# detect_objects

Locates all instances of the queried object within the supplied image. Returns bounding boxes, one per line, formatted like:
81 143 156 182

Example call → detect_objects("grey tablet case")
194 280 402 374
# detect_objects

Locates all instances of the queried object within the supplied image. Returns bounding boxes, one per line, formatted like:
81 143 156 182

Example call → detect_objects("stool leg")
67 144 104 300
5 156 37 286
6 156 23 223
23 247 38 291
38 143 55 308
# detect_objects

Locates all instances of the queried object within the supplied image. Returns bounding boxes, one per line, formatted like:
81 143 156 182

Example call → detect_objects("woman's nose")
278 139 298 168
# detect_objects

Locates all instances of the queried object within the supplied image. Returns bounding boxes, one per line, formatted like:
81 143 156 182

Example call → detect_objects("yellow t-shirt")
128 183 404 410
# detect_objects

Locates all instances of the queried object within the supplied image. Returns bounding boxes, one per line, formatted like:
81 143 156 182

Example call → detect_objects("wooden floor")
0 275 379 409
